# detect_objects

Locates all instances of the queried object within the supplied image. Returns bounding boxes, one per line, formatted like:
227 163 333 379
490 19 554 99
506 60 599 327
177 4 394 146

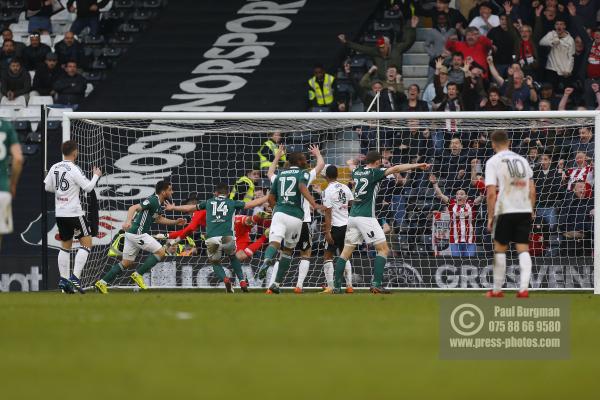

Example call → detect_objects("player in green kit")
333 151 429 294
166 182 268 293
95 180 186 294
0 119 23 251
257 152 324 294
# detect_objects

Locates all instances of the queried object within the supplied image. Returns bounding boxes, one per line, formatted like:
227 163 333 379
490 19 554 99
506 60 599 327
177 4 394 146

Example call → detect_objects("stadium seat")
85 83 94 97
361 33 378 45
51 9 73 22
8 21 28 34
102 46 122 57
81 71 104 81
383 9 401 20
16 107 41 121
0 96 27 109
21 143 39 156
6 0 25 10
82 34 106 45
113 0 135 9
13 119 31 133
0 108 16 120
0 10 20 25
118 22 142 33
26 131 42 144
41 34 52 47
142 0 162 8
52 34 64 47
51 21 71 35
91 57 108 70
132 9 153 21
109 32 134 46
310 107 331 112
28 96 54 106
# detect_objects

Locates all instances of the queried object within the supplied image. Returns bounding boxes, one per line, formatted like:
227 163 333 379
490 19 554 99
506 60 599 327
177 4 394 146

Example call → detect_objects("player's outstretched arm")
384 162 430 176
429 174 449 204
244 195 270 209
156 216 186 226
308 144 325 176
299 183 325 211
267 144 285 180
164 203 197 213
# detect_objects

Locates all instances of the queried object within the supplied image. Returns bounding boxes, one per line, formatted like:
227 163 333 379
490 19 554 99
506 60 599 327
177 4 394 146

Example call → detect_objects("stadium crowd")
303 0 596 257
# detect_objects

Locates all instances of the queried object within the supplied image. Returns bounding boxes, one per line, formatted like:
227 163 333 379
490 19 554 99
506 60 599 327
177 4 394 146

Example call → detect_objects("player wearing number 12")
166 183 268 293
333 151 429 294
258 151 324 294
0 119 23 252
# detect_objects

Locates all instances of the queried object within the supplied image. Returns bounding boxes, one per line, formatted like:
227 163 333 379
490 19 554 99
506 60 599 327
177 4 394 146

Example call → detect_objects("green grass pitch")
0 291 598 400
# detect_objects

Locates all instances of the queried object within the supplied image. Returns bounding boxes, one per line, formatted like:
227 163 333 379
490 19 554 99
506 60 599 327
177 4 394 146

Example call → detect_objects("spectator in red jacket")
445 26 493 77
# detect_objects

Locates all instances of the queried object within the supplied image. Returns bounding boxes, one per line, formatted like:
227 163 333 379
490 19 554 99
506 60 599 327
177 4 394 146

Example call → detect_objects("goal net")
58 112 598 291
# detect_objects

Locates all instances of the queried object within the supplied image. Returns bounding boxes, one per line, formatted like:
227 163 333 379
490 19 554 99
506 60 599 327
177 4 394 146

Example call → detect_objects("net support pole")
41 105 48 290
595 114 600 294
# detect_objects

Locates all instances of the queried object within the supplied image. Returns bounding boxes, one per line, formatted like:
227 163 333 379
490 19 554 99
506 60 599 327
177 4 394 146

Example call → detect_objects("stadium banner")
0 256 58 292
135 256 593 290
81 0 381 112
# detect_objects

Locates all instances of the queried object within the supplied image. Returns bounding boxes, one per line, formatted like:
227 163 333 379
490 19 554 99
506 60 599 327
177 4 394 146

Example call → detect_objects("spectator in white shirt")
539 16 575 90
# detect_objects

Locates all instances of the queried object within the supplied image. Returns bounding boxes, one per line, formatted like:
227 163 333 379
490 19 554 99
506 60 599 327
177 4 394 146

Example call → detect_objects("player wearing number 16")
44 140 101 294
165 183 269 293
334 151 430 294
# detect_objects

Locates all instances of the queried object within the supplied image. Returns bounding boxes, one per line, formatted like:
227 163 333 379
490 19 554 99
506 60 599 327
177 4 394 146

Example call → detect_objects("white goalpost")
52 111 599 293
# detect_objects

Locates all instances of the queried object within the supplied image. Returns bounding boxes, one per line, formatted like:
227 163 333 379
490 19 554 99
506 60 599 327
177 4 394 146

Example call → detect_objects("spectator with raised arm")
429 173 485 257
446 27 493 77
337 16 419 81
488 12 515 76
423 64 448 110
539 14 575 89
447 51 466 86
480 87 511 110
425 14 457 78
399 84 428 111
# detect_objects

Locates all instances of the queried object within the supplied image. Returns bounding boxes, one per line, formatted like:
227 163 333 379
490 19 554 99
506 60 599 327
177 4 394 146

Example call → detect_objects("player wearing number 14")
166 183 268 293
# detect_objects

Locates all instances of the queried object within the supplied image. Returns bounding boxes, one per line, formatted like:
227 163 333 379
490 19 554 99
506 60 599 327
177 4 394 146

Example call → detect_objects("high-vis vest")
229 175 255 203
257 139 286 169
308 74 335 106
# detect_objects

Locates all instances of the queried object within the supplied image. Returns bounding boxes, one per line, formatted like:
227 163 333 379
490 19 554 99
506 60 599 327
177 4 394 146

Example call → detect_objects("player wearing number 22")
166 183 268 293
44 140 100 294
257 151 324 294
94 180 187 294
334 151 429 294
485 130 536 298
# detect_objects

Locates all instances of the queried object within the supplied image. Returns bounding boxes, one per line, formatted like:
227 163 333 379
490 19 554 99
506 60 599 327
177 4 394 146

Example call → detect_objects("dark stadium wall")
80 0 381 112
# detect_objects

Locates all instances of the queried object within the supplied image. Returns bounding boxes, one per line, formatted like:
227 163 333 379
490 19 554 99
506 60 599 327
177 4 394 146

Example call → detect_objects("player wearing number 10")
167 183 268 293
334 151 429 294
0 119 23 252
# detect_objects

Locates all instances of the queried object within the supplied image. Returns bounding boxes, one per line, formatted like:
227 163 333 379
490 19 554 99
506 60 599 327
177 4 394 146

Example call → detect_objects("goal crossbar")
58 111 600 294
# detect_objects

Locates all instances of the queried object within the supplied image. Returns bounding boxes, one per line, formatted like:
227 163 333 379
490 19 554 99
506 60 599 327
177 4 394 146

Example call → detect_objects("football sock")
519 251 532 292
212 264 226 281
230 256 244 281
344 260 352 287
268 261 279 287
102 262 125 284
493 253 507 292
274 253 292 284
296 259 309 288
323 260 334 288
262 245 278 265
372 255 386 287
73 246 90 279
137 254 161 275
334 257 346 289
58 248 70 279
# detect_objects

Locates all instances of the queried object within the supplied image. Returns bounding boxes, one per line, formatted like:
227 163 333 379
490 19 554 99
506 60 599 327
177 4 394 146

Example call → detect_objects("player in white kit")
485 130 536 298
44 140 102 293
321 165 354 293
